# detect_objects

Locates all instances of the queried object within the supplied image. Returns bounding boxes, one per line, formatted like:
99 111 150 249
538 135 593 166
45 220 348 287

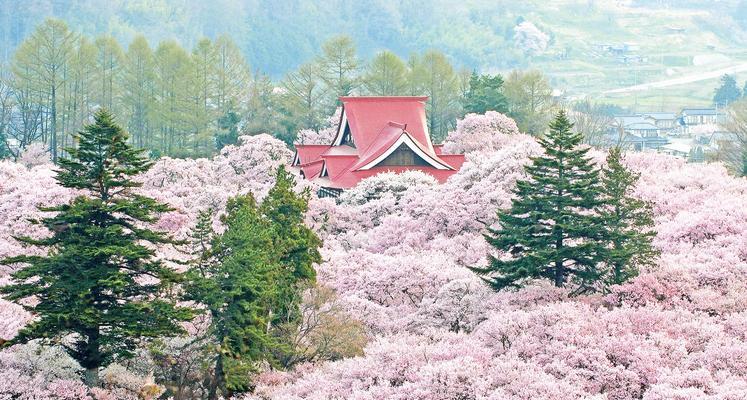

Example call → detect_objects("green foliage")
504 69 555 135
714 74 741 108
260 165 321 323
280 62 329 137
7 19 253 160
462 71 509 114
408 50 463 142
597 148 658 289
0 109 193 385
363 50 408 96
317 35 359 101
185 166 321 398
215 106 241 151
472 111 606 293
11 18 78 162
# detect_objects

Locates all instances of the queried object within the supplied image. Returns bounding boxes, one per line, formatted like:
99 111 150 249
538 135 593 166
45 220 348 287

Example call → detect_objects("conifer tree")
463 71 509 115
0 109 193 386
260 165 322 325
187 194 280 398
598 147 658 289
472 110 605 292
186 166 321 399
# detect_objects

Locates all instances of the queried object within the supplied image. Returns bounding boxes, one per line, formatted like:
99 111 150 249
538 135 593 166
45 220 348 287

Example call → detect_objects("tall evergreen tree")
463 71 509 114
472 111 605 292
186 166 321 399
260 165 321 324
597 147 658 289
186 194 278 398
0 109 193 386
714 74 741 108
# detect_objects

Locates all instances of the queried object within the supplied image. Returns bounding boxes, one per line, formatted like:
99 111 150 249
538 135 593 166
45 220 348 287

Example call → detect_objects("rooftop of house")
642 112 677 120
293 96 465 190
680 108 719 116
626 122 660 131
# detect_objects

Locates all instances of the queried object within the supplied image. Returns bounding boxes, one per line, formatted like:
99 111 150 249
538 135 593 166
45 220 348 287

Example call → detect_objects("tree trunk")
82 327 101 387
208 354 224 400
554 259 564 287
84 367 99 387
51 84 57 162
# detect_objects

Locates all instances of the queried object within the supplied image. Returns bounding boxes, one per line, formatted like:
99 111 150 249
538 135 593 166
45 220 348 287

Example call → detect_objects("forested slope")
2 0 746 95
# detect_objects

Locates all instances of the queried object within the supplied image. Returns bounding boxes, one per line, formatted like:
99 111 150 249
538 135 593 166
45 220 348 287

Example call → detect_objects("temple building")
292 96 466 197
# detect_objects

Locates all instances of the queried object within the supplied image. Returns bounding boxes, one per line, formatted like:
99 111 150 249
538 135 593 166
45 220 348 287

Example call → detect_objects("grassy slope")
518 1 746 111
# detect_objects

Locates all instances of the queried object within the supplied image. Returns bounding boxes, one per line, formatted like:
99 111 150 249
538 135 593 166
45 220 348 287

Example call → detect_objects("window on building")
340 124 355 148
379 143 430 166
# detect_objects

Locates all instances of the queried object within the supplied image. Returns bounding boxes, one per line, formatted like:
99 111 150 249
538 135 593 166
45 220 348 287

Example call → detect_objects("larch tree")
363 50 408 96
598 147 658 289
472 110 606 292
317 35 359 101
0 109 193 386
94 35 124 113
412 50 461 143
65 37 97 148
121 35 155 149
190 38 218 156
153 40 194 156
11 18 77 162
504 69 554 136
281 62 328 133
214 35 250 116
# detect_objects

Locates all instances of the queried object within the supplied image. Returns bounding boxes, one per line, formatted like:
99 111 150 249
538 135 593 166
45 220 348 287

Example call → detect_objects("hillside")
2 0 746 109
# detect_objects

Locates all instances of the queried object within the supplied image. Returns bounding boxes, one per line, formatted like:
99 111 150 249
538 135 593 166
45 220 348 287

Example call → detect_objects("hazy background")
2 0 747 107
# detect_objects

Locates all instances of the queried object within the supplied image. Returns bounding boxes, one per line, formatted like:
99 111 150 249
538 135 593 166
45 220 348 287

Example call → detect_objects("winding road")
603 62 747 94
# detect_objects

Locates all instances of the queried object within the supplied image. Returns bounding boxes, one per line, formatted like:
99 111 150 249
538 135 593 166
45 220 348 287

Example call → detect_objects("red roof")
293 96 465 190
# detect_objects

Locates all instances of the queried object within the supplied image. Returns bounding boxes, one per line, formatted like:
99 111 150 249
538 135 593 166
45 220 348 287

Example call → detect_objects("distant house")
676 108 725 136
641 112 677 130
678 108 720 126
659 138 706 163
609 115 669 151
292 96 465 198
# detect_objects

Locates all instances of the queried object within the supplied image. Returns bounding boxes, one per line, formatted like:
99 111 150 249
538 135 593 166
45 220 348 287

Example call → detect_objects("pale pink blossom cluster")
2 122 747 399
513 21 550 56
443 111 523 154
295 108 341 145
254 133 747 398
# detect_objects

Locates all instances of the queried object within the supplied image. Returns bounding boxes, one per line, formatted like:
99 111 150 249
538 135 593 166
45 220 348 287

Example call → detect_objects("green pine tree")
186 166 321 399
598 147 658 289
0 109 193 386
260 165 321 325
187 195 281 399
472 110 605 292
215 104 241 151
463 71 509 115
714 74 742 108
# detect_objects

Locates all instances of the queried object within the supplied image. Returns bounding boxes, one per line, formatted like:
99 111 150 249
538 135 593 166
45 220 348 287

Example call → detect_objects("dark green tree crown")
57 109 152 199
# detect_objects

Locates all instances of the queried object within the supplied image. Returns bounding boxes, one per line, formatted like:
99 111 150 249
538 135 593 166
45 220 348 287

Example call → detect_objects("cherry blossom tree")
513 21 550 56
3 115 747 399
443 111 522 154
